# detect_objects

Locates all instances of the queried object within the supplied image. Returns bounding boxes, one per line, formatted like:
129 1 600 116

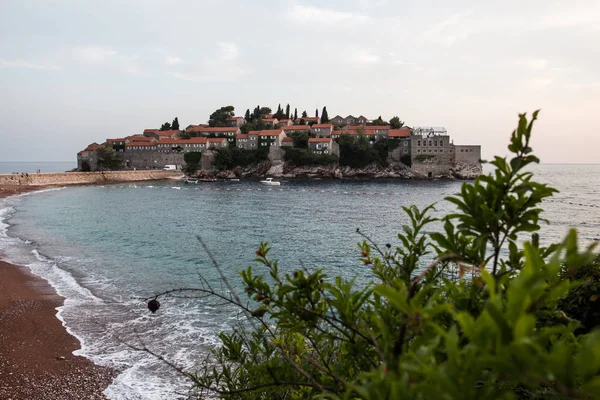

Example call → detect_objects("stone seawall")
0 170 182 187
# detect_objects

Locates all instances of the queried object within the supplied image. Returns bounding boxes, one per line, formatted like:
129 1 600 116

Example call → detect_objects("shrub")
213 147 269 170
148 111 600 399
283 148 338 167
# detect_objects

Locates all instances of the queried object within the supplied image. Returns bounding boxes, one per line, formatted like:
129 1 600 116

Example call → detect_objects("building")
236 133 250 150
259 129 286 147
308 138 333 154
410 130 454 177
311 124 333 138
187 127 240 139
247 131 260 149
387 129 411 162
106 138 127 152
282 125 310 135
281 137 293 147
297 116 320 125
262 118 279 127
330 115 345 125
227 116 246 127
144 130 181 140
454 145 481 165
278 119 293 126
77 143 102 171
207 138 229 149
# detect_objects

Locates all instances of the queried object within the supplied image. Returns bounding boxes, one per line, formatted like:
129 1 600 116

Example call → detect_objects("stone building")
259 129 286 147
226 116 246 127
454 145 481 165
311 124 333 137
77 143 102 171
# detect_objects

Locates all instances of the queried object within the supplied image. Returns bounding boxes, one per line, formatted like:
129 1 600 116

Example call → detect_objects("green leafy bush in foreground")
150 111 600 399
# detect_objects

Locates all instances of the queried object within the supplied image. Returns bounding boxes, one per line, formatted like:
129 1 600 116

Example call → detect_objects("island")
77 105 482 180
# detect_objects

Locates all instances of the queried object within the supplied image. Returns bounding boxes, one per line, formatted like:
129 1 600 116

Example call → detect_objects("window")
324 150 329 154
271 142 276 146
434 141 437 146
316 144 322 149
429 141 432 146
417 149 421 153
404 149 408 154
403 141 408 146
251 143 255 147
417 140 421 146
251 136 255 140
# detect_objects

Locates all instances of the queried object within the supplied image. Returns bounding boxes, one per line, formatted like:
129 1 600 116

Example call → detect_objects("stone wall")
123 150 184 170
454 145 481 165
0 170 181 187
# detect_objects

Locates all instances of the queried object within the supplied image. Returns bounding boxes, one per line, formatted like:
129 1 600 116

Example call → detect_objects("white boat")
260 177 281 186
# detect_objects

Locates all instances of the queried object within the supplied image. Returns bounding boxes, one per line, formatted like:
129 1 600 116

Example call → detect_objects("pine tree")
302 110 308 118
285 104 290 119
321 107 329 123
171 117 179 130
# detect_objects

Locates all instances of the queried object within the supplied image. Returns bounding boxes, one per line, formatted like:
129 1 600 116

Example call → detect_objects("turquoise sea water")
0 164 598 399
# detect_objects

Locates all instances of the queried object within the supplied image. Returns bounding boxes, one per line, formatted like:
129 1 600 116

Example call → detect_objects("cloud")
165 56 183 65
167 42 247 83
287 3 370 24
73 45 145 76
423 9 474 47
217 42 239 61
74 46 118 64
351 49 380 65
517 58 548 71
0 59 61 70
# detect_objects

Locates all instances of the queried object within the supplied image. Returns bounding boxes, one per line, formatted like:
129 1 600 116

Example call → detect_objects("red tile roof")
282 137 293 142
262 118 278 123
236 134 249 139
227 116 245 120
311 124 333 129
388 129 411 138
302 117 319 121
155 130 181 137
106 138 127 143
308 138 332 143
83 143 102 152
259 130 284 136
143 129 158 134
248 131 261 135
207 138 228 143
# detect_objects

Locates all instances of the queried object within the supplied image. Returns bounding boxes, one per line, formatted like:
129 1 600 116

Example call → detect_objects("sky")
0 0 599 163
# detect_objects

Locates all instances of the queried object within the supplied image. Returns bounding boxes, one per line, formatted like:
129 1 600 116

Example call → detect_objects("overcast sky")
0 0 599 163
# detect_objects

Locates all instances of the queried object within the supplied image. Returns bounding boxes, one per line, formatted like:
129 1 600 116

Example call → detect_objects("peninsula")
77 105 482 180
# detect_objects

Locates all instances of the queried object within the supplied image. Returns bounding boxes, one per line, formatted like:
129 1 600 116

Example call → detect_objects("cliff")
196 161 482 180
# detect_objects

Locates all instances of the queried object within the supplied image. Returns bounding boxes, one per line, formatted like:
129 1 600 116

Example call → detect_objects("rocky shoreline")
193 160 482 180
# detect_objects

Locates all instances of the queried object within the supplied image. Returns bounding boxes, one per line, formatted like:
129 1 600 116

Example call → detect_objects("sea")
0 161 77 174
0 164 598 399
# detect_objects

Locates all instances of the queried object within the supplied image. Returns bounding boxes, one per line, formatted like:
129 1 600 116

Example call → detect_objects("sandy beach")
0 187 116 399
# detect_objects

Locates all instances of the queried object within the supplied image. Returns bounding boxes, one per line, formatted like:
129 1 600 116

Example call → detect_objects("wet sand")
0 187 116 399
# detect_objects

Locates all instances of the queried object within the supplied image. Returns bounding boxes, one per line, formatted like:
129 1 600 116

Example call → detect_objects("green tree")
209 106 235 127
301 110 308 118
96 143 122 170
285 104 290 119
321 106 329 123
259 107 272 119
245 109 251 121
389 116 404 129
159 122 171 131
370 115 389 126
294 108 298 121
171 117 180 130
147 112 600 399
315 108 319 118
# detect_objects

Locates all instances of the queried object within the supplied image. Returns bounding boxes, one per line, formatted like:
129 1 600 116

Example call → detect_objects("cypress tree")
294 108 298 120
302 110 308 118
321 107 329 123
245 109 251 121
285 104 290 119
315 109 319 118
171 117 179 130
